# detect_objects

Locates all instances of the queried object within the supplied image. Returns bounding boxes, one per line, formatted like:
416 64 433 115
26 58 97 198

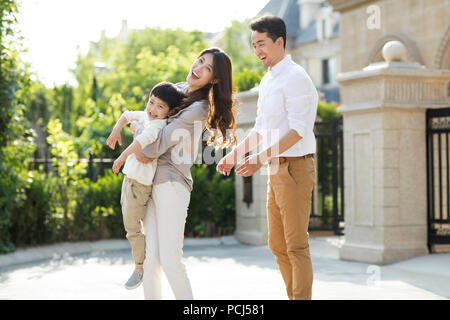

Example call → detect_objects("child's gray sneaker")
125 271 143 290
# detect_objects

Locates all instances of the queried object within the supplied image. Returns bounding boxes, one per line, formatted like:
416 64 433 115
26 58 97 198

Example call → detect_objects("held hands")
217 152 264 177
216 152 236 176
106 128 122 150
235 154 263 177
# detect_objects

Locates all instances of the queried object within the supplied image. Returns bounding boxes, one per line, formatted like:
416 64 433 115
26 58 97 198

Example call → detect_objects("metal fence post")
88 152 94 181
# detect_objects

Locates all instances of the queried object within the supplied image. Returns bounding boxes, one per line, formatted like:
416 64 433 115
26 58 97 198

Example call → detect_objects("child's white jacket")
122 110 167 185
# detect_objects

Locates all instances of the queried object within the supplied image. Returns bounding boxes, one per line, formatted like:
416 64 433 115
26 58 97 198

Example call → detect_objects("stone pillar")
337 41 450 264
234 88 269 245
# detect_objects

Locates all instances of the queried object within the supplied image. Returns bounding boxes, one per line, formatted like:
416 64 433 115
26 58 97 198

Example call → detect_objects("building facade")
235 0 342 245
328 0 450 263
234 0 450 266
258 0 341 103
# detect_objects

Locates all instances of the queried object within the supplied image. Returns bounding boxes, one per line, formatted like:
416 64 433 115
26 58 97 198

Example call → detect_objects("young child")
106 81 185 290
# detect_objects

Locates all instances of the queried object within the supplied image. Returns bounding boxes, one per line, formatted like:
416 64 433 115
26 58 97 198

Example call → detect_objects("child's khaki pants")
121 176 153 267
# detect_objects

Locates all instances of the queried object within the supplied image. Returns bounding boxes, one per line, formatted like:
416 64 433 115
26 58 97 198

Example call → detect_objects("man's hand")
235 154 263 177
112 157 124 174
106 128 122 150
135 150 155 164
216 152 237 176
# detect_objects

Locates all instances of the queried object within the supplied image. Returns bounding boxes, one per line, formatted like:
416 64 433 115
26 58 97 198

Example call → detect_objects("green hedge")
72 171 125 241
10 171 53 246
8 170 125 248
3 164 235 253
187 164 235 237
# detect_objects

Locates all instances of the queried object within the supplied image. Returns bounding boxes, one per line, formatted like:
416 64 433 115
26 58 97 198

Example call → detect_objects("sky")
17 0 270 87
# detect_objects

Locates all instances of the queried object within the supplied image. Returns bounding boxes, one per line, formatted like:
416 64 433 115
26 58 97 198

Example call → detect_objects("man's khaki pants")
267 156 315 300
121 176 153 267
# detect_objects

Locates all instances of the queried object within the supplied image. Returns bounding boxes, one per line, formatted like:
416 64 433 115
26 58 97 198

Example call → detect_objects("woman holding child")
113 47 236 300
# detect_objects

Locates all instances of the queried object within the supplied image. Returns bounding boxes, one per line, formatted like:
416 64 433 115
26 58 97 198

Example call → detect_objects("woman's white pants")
142 181 193 300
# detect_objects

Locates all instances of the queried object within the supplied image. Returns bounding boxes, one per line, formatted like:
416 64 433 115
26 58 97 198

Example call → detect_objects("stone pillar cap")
382 40 407 62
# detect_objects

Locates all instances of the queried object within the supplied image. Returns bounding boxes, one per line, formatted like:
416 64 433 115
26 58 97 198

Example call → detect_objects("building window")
322 57 336 85
321 19 327 40
322 59 330 85
242 152 253 208
243 176 253 208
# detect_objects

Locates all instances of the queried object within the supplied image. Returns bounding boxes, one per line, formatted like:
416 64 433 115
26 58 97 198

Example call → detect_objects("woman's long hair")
170 47 237 149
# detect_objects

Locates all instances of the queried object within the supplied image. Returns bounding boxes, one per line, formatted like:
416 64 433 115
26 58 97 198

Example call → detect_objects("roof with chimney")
258 0 339 45
257 0 341 102
258 0 300 39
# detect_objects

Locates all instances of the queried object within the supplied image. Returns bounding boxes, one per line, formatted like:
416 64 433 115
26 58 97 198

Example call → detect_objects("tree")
222 20 266 92
68 27 209 160
0 0 35 253
0 0 18 149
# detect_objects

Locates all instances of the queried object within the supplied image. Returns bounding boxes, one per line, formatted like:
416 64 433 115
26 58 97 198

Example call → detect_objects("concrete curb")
0 236 241 269
183 236 241 247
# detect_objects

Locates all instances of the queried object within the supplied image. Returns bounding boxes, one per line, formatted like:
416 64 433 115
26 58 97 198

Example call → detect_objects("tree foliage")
0 0 35 253
68 27 209 160
0 10 341 252
222 19 266 92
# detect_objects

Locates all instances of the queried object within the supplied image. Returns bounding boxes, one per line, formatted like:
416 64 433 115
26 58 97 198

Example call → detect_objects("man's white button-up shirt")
251 55 318 157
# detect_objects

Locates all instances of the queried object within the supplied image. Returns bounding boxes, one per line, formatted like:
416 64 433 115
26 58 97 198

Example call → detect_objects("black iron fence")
31 152 114 182
426 107 450 247
31 117 345 236
311 117 344 235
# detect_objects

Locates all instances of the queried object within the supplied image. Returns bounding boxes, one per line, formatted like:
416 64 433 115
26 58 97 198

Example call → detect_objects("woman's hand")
216 152 237 176
112 157 125 174
106 128 122 150
135 150 155 164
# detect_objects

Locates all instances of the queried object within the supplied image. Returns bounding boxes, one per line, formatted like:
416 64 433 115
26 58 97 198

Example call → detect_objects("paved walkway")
0 236 449 300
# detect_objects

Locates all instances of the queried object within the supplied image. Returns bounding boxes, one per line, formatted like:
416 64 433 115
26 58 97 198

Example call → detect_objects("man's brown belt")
269 154 314 165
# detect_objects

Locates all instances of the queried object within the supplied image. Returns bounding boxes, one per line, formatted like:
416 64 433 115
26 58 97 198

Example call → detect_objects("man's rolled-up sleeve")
283 73 318 138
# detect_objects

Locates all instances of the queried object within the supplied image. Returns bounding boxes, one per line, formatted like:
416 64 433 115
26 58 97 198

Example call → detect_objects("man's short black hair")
150 81 185 110
250 15 287 49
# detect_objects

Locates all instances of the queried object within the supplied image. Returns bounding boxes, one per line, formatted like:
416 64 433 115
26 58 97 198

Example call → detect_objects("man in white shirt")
217 15 318 300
